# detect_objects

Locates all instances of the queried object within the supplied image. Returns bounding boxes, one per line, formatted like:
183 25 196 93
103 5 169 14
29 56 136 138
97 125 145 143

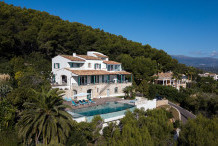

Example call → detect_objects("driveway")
168 101 196 124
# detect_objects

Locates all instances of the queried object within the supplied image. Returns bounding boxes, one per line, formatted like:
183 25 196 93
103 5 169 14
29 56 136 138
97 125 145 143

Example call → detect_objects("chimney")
73 53 76 56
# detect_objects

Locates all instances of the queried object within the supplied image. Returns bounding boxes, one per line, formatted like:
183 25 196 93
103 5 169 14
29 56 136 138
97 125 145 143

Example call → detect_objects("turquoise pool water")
71 102 135 122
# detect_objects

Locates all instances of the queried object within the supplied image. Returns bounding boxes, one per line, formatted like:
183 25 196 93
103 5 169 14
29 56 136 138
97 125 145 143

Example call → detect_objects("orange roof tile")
154 72 173 79
61 55 85 61
65 69 131 75
77 55 102 60
93 53 108 58
67 70 110 75
110 71 132 75
103 61 121 65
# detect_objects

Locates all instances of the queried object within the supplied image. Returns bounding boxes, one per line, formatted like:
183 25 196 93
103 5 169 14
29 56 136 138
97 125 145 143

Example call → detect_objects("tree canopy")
0 2 196 86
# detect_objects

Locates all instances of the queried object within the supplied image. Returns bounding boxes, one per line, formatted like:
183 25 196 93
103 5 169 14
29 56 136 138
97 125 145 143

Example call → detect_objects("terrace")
64 97 122 109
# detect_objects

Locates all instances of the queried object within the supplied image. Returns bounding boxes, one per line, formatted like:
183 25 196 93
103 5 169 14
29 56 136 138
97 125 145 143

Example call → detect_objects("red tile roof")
67 70 110 75
77 55 102 60
103 61 121 65
93 53 108 58
110 71 131 75
154 72 173 79
61 55 85 61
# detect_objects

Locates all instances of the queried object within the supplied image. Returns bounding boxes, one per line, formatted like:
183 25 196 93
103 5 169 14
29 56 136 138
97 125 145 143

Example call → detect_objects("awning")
73 93 90 97
63 97 72 101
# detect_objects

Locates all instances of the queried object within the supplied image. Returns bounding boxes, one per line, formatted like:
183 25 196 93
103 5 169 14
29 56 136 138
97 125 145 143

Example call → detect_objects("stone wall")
63 82 132 99
156 99 168 107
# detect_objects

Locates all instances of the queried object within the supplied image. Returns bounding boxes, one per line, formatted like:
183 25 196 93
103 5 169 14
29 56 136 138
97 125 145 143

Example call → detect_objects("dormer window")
54 63 60 69
70 63 81 68
94 64 101 69
115 65 120 71
107 65 114 71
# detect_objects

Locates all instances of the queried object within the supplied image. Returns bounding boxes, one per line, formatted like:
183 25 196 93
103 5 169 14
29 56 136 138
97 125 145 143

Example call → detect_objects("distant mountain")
171 55 218 73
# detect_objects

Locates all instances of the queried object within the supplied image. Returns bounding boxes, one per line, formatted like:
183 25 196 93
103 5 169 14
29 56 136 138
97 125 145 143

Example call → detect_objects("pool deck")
64 97 123 109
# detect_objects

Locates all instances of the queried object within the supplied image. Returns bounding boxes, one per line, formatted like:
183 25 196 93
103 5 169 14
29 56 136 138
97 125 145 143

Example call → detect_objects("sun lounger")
89 99 96 104
79 100 86 105
82 99 89 104
72 101 78 106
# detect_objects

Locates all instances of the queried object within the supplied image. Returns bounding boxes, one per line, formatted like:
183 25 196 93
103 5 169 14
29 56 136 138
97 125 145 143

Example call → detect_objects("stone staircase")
99 83 110 95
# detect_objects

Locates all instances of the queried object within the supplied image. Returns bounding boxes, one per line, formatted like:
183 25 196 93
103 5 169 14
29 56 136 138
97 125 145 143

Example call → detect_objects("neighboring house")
52 51 132 99
0 74 10 81
198 73 218 81
153 72 189 90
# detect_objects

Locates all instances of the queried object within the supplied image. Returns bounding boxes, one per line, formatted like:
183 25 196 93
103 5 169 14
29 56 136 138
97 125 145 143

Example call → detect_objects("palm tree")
189 67 195 81
17 87 74 145
173 72 182 89
123 86 135 99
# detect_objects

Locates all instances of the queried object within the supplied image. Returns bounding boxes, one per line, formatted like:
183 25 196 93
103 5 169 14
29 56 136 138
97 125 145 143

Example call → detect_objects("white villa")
51 51 132 99
198 73 218 81
154 72 190 90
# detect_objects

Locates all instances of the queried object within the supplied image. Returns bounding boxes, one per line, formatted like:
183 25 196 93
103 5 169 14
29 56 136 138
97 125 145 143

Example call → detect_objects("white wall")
52 55 72 72
135 98 156 110
81 60 106 70
87 51 109 61
53 69 73 85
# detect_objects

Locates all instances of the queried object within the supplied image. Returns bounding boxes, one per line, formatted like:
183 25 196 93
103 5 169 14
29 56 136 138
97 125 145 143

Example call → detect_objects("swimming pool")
70 102 135 122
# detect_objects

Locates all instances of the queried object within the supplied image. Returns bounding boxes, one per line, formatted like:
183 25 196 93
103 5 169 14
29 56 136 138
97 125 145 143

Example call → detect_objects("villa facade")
154 72 190 90
198 73 218 81
51 51 132 99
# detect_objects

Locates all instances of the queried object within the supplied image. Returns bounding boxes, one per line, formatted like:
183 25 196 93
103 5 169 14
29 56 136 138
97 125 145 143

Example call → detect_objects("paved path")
169 101 196 124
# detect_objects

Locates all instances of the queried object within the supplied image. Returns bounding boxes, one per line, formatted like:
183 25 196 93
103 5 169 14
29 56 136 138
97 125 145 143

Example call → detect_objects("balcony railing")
76 80 132 86
51 82 68 86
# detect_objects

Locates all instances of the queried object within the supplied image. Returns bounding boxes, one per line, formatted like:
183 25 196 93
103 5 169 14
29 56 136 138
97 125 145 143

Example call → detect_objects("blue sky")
3 0 218 58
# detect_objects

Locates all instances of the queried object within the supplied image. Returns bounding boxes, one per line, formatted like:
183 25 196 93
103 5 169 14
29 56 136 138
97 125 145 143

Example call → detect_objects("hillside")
172 55 218 73
0 2 197 83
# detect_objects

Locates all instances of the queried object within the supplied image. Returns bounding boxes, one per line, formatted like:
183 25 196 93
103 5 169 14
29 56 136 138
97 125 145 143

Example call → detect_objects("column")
117 75 119 83
94 75 95 84
120 75 122 83
107 75 109 83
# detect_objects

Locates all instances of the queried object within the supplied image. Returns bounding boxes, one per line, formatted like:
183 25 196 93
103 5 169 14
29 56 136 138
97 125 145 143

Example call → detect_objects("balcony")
77 80 131 86
51 82 67 86
51 82 70 90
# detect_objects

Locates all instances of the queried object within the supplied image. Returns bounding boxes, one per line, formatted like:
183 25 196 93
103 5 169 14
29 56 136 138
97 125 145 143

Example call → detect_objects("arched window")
114 87 118 93
61 75 67 84
73 90 77 99
87 89 92 99
88 63 91 68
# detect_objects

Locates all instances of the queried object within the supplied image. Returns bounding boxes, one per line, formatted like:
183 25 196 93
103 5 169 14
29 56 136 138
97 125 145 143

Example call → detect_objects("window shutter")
102 75 104 83
58 63 60 68
53 74 56 82
99 64 101 69
54 63 55 68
